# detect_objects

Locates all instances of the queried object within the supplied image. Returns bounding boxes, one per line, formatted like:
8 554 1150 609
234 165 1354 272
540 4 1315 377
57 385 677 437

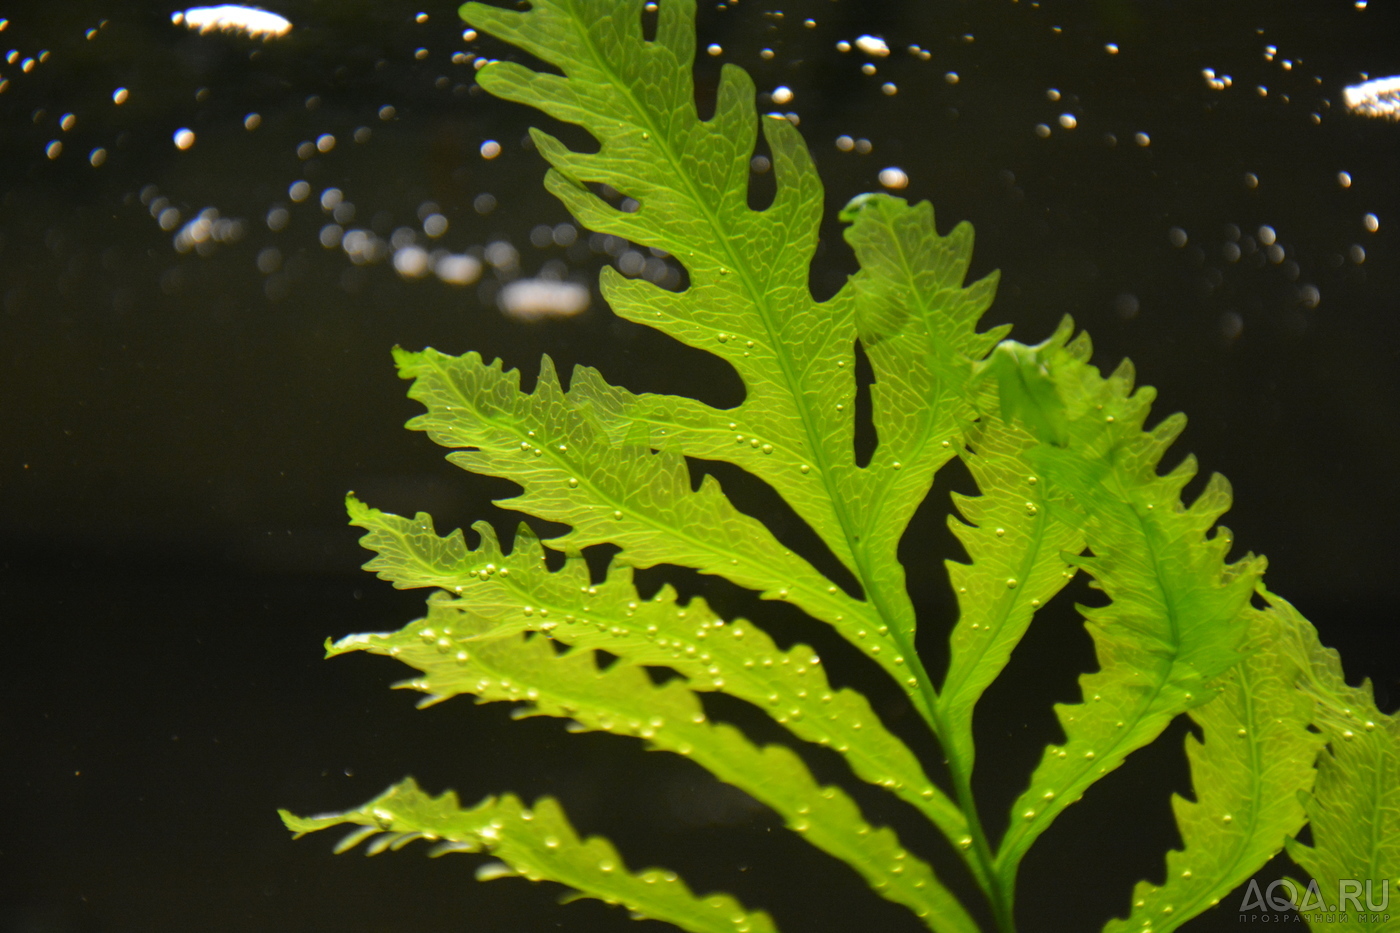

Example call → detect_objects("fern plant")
281 1 1399 930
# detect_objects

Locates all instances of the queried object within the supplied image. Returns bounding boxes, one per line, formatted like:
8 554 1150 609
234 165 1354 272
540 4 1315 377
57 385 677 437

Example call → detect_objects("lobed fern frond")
282 1 1388 930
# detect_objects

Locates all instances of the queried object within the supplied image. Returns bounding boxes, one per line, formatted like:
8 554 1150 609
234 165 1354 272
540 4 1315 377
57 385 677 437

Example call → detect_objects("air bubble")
854 35 890 57
878 167 908 189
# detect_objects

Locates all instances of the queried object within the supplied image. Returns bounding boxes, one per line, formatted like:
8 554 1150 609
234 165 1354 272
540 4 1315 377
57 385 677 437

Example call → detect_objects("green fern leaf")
330 597 978 932
1272 594 1400 930
345 497 970 848
281 1 1378 929
280 779 778 933
937 407 1085 776
986 324 1265 893
459 0 1002 720
393 348 867 656
1102 598 1325 933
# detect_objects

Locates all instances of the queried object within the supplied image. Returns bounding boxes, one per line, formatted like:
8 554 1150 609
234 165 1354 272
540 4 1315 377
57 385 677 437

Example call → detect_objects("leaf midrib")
559 0 922 695
996 467 1195 875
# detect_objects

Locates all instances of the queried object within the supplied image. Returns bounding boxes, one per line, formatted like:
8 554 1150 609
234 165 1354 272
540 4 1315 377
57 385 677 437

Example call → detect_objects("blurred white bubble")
172 6 292 40
393 245 431 278
435 253 483 285
288 180 310 202
854 35 890 57
423 213 449 237
341 229 385 265
1220 311 1244 341
1343 75 1400 119
174 207 244 254
770 86 794 105
499 279 590 320
878 167 909 189
484 241 518 270
480 139 501 159
174 128 196 150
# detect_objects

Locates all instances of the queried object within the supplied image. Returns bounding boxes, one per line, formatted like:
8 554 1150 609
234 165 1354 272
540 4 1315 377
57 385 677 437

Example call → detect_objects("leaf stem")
930 699 1017 933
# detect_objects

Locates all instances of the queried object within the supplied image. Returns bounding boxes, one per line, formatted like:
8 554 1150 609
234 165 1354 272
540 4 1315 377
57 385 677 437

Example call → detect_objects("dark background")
2 0 1396 931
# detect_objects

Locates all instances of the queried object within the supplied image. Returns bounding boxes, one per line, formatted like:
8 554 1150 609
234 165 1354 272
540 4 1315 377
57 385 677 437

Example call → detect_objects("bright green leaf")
281 779 778 933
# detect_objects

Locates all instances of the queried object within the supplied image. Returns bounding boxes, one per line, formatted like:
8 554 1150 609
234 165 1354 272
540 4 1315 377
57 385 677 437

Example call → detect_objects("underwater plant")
281 1 1398 930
